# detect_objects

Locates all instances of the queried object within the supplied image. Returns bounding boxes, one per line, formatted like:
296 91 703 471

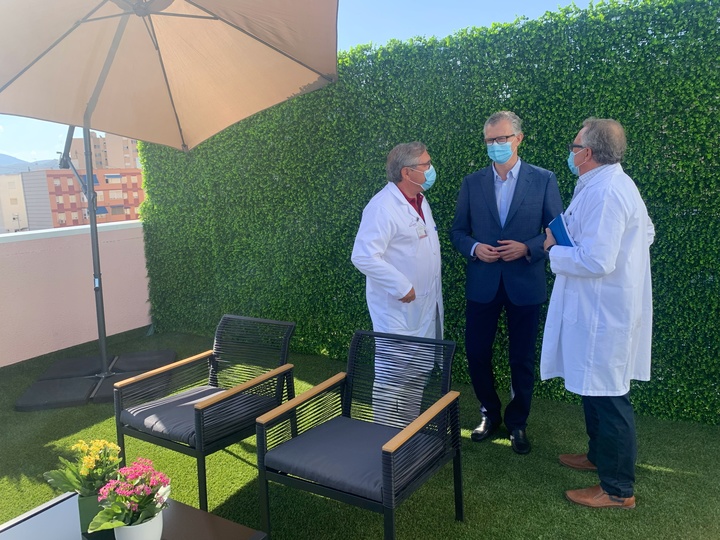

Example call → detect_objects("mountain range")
0 153 60 174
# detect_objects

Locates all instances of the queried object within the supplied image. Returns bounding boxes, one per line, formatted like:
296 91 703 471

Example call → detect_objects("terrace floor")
1 328 718 539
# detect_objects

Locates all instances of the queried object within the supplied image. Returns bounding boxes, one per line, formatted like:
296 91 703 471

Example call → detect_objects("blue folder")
548 213 575 247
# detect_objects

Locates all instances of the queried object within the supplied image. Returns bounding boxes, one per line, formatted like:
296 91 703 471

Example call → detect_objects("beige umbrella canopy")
0 0 338 150
1 0 338 408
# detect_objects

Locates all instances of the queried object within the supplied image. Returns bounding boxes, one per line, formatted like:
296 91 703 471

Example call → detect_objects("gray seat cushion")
122 385 278 448
264 416 402 502
120 386 225 447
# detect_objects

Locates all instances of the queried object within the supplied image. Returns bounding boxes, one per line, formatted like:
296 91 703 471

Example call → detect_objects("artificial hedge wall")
140 0 719 424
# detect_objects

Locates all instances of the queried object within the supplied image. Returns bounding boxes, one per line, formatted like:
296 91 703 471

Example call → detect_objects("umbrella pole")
83 125 112 377
14 126 180 411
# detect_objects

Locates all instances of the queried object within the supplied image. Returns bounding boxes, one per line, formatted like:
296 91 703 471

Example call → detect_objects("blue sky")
0 0 591 162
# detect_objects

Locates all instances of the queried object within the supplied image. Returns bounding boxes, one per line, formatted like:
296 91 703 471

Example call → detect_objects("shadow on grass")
0 330 212 485
1 330 719 539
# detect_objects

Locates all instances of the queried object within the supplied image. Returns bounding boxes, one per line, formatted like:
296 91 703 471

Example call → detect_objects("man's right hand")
475 243 500 263
544 228 557 251
399 287 416 303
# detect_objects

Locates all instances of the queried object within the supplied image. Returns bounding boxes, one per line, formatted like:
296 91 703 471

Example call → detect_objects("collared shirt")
469 158 522 257
400 190 425 222
493 158 522 227
572 163 610 200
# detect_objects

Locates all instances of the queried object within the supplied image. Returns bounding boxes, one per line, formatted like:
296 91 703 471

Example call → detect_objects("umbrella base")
14 350 176 411
14 377 97 411
37 355 110 380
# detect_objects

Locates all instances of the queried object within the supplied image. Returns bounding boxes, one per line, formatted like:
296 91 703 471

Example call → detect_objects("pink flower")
94 458 170 528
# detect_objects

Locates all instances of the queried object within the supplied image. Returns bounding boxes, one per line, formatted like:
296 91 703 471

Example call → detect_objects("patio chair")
256 330 463 540
114 314 296 511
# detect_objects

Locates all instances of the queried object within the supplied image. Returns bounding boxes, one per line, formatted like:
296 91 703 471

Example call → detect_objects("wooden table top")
84 499 267 540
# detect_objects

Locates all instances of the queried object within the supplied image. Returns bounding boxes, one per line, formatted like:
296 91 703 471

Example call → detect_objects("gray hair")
484 111 523 137
580 118 627 164
386 142 427 183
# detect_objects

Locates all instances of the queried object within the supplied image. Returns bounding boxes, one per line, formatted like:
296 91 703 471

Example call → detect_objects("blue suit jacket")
450 160 563 306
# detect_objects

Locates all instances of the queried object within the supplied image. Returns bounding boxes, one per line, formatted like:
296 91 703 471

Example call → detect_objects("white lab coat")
351 182 443 338
541 164 654 396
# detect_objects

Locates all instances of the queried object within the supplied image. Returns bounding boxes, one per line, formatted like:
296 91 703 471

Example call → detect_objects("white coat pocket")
404 292 431 333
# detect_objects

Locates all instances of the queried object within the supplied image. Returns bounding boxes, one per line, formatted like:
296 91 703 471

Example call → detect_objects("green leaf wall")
140 0 720 424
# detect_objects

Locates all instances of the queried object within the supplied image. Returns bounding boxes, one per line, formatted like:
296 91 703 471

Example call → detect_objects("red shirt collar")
400 190 425 221
400 190 423 206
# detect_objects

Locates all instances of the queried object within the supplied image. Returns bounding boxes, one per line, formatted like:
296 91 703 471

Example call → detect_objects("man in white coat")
351 142 443 425
542 118 654 509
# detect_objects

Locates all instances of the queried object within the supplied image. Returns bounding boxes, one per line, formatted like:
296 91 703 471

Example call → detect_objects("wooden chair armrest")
256 372 346 425
113 350 213 389
194 364 294 410
382 390 460 453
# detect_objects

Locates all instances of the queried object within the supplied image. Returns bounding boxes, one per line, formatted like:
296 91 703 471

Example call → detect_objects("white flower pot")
113 512 163 540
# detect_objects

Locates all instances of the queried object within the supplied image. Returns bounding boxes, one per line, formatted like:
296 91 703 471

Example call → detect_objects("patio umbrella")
1 0 338 409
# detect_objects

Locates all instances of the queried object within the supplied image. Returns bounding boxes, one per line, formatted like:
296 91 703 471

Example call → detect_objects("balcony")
0 222 718 539
0 220 150 368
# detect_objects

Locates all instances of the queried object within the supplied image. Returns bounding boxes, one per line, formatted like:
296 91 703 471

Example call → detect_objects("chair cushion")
264 416 402 502
120 385 226 447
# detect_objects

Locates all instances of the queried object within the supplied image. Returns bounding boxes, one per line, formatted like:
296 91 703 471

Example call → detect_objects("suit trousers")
465 279 540 430
582 393 637 498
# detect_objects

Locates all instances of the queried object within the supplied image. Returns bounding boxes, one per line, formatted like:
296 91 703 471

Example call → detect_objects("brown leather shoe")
559 453 598 471
565 485 635 509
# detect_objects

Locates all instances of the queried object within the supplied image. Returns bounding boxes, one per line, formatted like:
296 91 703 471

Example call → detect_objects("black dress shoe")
510 429 531 454
471 416 499 442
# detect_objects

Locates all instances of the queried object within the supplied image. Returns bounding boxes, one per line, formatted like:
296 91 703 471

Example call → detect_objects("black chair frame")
115 315 295 510
256 331 463 540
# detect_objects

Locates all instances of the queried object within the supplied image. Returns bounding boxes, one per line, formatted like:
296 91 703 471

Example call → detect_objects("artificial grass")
1 330 718 539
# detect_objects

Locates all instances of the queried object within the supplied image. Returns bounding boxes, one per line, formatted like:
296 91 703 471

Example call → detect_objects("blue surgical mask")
420 164 437 191
487 142 513 164
567 151 580 175
409 164 437 191
567 150 587 176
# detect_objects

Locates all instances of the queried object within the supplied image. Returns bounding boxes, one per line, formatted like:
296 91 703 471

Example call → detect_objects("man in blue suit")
450 111 562 454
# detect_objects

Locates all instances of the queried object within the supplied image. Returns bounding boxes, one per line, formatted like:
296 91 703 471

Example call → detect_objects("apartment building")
69 131 141 170
21 168 144 229
0 173 28 233
0 131 144 234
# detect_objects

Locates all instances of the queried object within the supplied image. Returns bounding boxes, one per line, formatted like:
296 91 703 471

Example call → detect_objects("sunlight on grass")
490 438 511 448
2 331 719 539
459 428 511 447
637 463 677 473
41 419 117 453
636 462 699 477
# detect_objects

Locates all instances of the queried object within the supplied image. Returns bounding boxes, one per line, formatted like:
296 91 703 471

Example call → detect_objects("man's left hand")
495 240 529 262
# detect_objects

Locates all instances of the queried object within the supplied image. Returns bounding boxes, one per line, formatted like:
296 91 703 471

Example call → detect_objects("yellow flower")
46 439 123 497
73 440 121 478
82 454 98 472
89 439 116 454
71 440 90 453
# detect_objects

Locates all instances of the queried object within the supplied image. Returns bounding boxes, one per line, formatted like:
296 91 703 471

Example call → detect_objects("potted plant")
44 439 122 532
89 458 170 540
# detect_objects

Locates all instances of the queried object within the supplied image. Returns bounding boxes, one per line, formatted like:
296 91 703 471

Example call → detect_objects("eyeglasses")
484 134 515 145
568 144 585 152
406 160 432 170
